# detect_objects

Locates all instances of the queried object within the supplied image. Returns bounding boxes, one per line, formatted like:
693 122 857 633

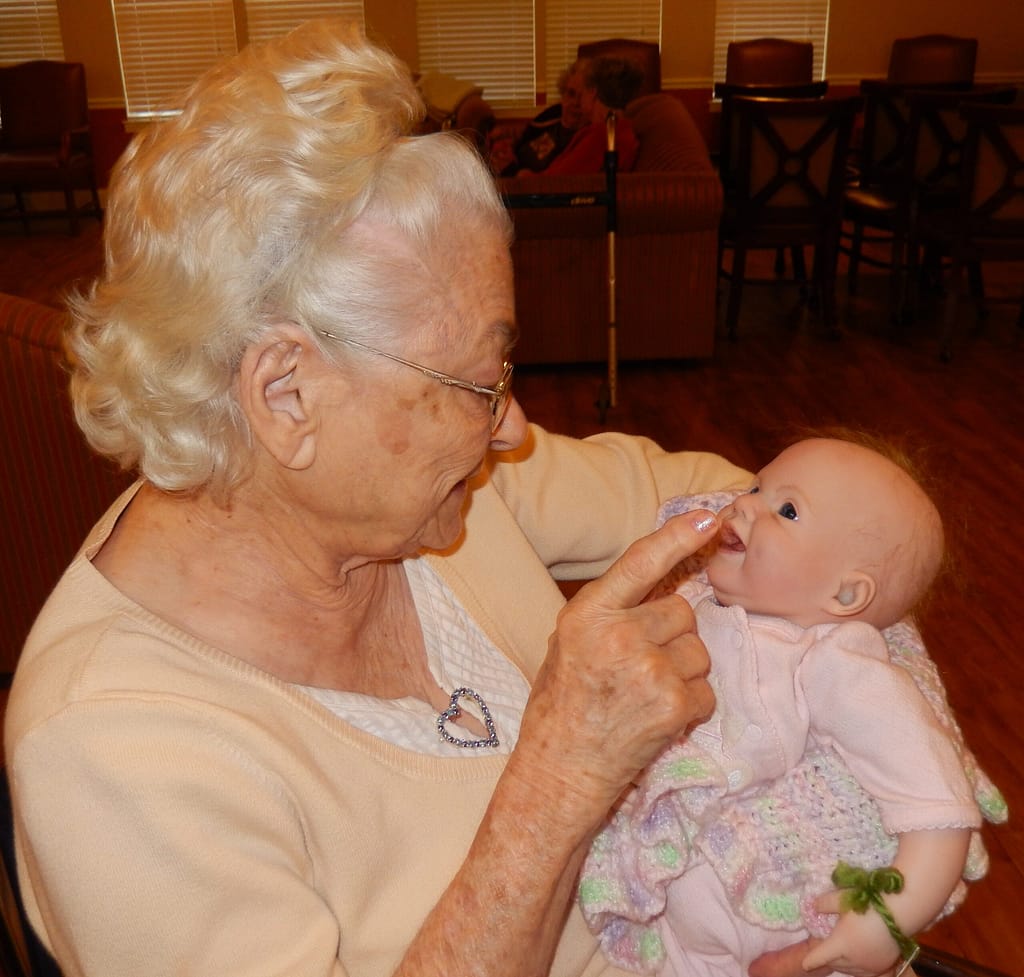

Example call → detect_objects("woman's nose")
489 395 528 451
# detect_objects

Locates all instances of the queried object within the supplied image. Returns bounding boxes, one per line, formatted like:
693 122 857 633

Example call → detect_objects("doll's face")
706 439 939 628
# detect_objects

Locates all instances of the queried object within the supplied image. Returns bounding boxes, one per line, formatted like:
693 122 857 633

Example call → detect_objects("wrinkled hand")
515 511 719 832
749 888 900 977
750 937 898 977
749 938 836 977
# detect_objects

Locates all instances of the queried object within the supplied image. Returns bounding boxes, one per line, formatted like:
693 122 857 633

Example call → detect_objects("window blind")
712 0 830 83
243 0 363 46
110 0 365 119
416 0 535 109
111 0 238 118
0 0 65 64
545 0 661 96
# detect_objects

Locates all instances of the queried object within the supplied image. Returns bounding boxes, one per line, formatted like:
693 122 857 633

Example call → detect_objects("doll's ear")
827 571 877 618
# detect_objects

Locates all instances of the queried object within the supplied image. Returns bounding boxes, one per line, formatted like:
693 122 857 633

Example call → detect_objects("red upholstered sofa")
0 291 132 674
497 93 723 364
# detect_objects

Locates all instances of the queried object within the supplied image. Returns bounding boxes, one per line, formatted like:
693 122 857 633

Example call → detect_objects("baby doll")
579 436 1007 977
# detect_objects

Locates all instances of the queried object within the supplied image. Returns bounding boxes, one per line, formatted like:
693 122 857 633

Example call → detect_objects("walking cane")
596 109 619 423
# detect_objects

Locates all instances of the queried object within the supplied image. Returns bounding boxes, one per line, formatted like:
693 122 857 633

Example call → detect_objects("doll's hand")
802 830 969 977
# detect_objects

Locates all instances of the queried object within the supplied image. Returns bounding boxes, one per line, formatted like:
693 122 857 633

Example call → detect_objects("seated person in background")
490 58 595 176
581 434 1005 977
543 56 644 176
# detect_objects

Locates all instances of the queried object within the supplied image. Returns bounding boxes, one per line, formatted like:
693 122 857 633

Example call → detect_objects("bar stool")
887 34 977 87
719 95 860 339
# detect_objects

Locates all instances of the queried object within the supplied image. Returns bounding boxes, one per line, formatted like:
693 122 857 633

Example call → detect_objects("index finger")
583 510 718 612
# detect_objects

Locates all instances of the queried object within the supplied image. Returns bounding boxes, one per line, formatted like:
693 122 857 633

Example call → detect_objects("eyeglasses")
319 330 514 432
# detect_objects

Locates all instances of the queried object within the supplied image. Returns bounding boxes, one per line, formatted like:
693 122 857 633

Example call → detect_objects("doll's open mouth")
717 523 746 553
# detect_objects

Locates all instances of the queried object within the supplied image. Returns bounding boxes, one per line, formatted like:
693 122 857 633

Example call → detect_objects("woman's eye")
748 486 760 495
779 502 798 520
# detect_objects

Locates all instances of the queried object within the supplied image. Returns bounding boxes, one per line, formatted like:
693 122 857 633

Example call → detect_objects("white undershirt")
297 557 531 757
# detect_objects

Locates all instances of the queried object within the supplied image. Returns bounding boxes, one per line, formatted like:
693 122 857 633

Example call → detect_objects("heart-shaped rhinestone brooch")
436 687 499 749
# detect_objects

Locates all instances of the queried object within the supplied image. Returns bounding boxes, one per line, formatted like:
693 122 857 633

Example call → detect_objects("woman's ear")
238 325 322 470
826 570 877 618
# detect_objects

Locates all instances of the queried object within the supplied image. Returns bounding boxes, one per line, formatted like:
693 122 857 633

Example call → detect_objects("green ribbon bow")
831 861 920 964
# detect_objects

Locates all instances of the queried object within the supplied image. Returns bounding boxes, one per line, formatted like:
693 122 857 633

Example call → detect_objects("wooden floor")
1 216 1022 975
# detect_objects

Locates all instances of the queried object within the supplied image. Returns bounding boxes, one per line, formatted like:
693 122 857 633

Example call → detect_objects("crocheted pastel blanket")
578 492 1008 975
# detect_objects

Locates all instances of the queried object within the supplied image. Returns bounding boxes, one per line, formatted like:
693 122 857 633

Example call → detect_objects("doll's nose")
731 491 759 520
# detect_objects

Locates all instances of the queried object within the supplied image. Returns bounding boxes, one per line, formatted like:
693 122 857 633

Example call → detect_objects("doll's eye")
779 502 798 520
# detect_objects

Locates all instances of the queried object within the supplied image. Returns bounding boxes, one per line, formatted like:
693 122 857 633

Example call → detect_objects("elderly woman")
492 57 597 175
4 19 752 977
543 57 645 176
6 19 914 977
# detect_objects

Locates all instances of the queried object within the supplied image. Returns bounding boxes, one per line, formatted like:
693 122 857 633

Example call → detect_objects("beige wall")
59 0 1024 108
824 0 1023 85
363 0 417 72
56 0 122 104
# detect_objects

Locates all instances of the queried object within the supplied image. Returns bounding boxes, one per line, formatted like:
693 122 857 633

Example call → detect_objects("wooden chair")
719 95 860 339
576 39 661 99
928 102 1024 359
843 82 1016 323
1 768 62 977
0 60 102 235
718 42 819 280
714 81 830 193
887 34 978 87
903 86 1017 314
843 80 923 316
725 38 814 86
714 83 830 292
0 292 133 675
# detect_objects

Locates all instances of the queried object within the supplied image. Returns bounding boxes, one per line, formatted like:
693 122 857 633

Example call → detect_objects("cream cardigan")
5 426 749 977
